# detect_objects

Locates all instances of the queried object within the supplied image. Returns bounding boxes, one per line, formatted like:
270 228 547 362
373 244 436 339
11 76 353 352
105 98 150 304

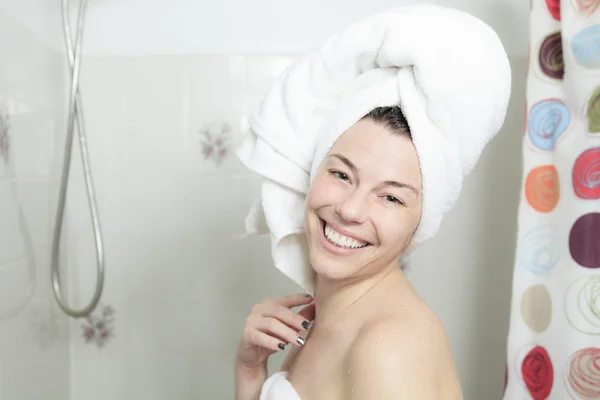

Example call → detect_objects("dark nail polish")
296 336 305 346
278 343 286 350
302 320 311 330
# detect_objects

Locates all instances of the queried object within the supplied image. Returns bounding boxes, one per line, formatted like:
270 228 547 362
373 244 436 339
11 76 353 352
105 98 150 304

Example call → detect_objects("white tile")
12 180 52 244
184 55 247 122
0 258 34 322
67 172 262 237
0 180 26 265
189 235 305 359
192 355 235 399
81 56 187 175
32 243 51 303
0 11 70 400
67 232 192 354
1 359 69 400
0 103 10 180
0 159 8 182
0 12 58 107
183 55 248 174
68 55 252 178
27 298 70 354
71 354 192 400
9 110 55 178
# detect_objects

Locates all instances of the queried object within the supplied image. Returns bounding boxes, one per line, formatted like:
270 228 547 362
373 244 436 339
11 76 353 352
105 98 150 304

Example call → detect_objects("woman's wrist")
235 360 267 379
234 361 268 400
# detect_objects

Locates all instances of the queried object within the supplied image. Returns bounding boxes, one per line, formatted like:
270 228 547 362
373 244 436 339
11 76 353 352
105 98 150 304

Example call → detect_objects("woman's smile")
318 218 373 256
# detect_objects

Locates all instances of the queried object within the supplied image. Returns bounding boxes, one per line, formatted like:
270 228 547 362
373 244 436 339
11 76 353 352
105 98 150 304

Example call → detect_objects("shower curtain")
504 0 600 399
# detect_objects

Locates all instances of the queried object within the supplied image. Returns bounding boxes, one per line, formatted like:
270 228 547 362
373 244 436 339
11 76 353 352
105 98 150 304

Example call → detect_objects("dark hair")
361 106 411 137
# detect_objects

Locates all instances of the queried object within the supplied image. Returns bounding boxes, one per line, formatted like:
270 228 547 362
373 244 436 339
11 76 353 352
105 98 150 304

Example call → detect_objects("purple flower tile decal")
198 122 233 165
0 107 9 163
81 304 115 348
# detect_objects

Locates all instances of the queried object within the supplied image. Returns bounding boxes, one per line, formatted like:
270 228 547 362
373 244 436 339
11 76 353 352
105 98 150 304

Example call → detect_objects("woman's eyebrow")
381 180 419 196
329 153 419 195
328 153 358 175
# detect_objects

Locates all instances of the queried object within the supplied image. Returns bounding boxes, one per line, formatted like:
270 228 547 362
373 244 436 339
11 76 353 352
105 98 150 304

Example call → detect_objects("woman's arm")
234 294 315 400
235 362 269 400
235 330 303 400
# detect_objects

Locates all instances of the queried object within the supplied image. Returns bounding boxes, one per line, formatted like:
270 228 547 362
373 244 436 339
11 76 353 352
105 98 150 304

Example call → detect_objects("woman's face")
305 118 422 282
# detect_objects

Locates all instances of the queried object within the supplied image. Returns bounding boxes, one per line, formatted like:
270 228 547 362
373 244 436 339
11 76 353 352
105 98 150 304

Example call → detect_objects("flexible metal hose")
51 0 105 318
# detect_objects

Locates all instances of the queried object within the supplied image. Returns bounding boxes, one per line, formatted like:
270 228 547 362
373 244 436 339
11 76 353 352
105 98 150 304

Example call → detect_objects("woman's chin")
309 252 358 282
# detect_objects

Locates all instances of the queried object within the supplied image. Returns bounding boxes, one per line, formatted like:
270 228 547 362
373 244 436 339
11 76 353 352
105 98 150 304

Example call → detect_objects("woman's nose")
335 192 368 224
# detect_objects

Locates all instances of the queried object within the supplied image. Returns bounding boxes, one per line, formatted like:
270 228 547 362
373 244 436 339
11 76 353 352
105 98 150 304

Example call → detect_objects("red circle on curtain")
572 147 600 200
545 0 561 20
522 345 554 399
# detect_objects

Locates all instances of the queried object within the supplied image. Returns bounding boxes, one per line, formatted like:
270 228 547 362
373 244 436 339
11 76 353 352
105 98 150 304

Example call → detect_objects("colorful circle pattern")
565 348 600 399
565 275 600 335
525 165 560 212
571 24 600 69
528 99 571 150
571 0 600 16
569 213 600 269
521 285 553 332
539 32 564 80
587 86 600 133
518 225 560 275
572 147 600 199
546 0 561 19
522 346 554 399
508 0 600 397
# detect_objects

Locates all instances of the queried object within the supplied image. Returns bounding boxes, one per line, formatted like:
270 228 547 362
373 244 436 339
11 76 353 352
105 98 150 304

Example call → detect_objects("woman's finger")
248 328 287 352
298 302 316 322
270 293 314 309
256 317 306 347
258 303 312 332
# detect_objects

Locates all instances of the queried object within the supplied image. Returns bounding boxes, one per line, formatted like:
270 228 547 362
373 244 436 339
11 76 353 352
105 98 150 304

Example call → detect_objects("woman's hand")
235 293 316 371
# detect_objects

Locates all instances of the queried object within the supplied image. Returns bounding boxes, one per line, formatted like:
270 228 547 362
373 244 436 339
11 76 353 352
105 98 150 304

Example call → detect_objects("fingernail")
302 320 311 330
278 343 286 350
296 336 305 346
305 294 312 298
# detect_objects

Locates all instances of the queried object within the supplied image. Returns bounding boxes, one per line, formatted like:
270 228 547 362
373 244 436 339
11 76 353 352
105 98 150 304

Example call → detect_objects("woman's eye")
385 195 404 205
331 171 349 181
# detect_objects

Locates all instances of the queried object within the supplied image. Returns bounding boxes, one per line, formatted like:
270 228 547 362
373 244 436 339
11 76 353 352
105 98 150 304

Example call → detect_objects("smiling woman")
234 4 511 400
236 108 463 400
305 107 422 283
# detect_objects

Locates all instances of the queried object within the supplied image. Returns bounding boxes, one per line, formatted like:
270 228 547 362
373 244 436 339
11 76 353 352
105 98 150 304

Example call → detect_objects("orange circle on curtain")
525 165 560 213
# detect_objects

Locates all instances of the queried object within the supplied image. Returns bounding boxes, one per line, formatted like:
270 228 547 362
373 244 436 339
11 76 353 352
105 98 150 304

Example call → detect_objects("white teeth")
324 224 368 249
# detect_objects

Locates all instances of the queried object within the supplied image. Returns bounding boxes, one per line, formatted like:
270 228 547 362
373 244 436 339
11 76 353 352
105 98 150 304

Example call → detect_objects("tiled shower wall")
65 54 527 399
0 11 70 400
66 55 303 399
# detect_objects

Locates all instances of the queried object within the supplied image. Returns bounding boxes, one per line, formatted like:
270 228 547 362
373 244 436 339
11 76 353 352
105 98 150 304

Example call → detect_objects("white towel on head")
237 4 512 293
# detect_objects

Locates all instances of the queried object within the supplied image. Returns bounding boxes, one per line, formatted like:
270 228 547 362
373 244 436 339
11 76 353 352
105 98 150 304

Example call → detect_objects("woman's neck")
312 264 407 325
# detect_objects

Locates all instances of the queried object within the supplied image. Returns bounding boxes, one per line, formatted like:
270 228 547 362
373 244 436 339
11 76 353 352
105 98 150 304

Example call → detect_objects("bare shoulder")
345 303 463 399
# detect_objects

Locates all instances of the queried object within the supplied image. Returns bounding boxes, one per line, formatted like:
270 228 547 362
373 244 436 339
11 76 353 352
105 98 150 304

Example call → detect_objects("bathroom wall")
0 8 70 400
0 0 527 399
65 53 526 400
